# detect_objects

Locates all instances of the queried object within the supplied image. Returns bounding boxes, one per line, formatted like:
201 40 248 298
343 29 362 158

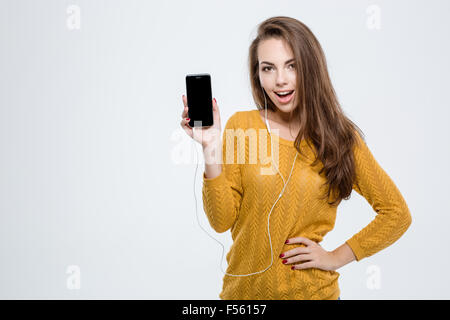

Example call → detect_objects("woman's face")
258 38 298 115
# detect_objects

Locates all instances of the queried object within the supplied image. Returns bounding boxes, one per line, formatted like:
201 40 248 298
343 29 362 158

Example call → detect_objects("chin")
272 94 297 113
276 104 296 113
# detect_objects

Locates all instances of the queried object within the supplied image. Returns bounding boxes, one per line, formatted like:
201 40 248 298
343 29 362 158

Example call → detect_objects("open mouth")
275 90 294 97
274 90 295 103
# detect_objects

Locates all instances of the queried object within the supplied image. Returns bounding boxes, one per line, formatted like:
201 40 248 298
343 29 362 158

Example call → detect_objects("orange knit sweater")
202 109 412 300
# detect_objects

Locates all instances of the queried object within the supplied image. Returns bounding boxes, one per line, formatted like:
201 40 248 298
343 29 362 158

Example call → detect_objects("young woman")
180 16 412 300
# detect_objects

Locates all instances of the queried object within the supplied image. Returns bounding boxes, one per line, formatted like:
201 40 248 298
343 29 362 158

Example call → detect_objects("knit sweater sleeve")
345 133 412 262
202 113 243 233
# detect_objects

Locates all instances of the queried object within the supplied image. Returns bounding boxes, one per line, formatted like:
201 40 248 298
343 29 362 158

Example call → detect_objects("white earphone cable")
192 86 298 277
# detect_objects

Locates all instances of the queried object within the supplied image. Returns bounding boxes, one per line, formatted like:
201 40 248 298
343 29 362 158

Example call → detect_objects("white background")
0 0 448 299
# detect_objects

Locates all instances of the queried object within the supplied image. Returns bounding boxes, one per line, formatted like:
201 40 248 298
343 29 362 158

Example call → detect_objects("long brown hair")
248 16 366 207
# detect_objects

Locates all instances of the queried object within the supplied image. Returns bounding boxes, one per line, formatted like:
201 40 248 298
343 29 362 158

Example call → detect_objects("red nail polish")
186 118 190 121
291 266 295 270
213 98 216 103
279 254 284 258
285 240 289 244
282 260 287 264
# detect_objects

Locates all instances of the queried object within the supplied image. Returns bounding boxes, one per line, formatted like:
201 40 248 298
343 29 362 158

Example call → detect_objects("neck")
268 108 300 127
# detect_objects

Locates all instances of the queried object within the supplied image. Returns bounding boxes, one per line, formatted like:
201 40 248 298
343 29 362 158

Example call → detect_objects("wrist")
202 139 221 150
330 243 356 271
202 142 222 165
329 250 343 271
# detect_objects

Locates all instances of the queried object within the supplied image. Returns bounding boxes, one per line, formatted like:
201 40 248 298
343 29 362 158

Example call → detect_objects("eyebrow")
260 58 296 66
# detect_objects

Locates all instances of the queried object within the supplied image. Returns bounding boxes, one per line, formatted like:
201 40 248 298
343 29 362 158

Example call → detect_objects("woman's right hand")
180 94 222 148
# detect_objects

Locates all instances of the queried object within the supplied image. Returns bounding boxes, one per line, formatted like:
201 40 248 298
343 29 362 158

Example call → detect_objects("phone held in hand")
185 73 214 127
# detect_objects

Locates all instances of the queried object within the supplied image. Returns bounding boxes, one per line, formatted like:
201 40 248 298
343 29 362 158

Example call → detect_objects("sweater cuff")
345 238 365 262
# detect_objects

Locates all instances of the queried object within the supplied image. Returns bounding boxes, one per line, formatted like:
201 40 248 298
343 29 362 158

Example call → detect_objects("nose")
275 69 289 87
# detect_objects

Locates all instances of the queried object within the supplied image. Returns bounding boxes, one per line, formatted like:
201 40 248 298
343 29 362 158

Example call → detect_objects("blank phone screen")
185 74 213 127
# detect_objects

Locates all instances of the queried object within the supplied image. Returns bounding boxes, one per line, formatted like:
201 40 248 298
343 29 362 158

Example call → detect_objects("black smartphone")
185 73 213 127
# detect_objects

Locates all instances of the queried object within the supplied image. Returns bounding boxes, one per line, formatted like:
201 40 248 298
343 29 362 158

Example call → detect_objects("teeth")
276 91 293 96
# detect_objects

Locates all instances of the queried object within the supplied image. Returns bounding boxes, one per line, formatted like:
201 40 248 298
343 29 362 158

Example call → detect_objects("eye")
262 64 295 72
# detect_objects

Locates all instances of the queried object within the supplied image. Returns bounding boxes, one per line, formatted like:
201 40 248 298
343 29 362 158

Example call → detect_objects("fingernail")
282 260 287 264
291 266 295 270
279 254 284 258
186 118 190 121
213 98 216 103
285 240 289 244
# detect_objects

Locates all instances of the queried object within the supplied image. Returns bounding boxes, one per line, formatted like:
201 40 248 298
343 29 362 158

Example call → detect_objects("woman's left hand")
280 236 339 271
